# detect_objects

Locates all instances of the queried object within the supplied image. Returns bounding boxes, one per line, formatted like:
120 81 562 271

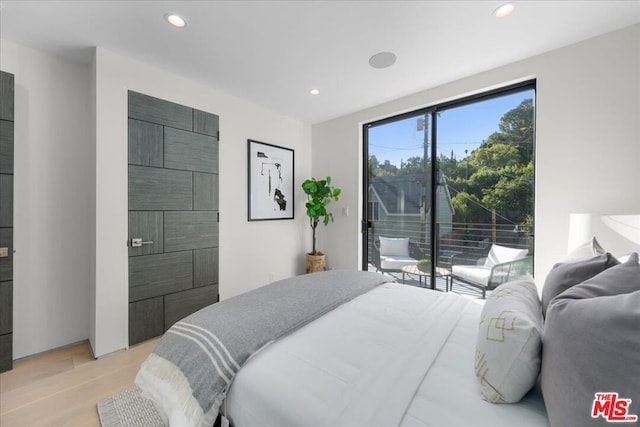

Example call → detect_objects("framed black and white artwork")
248 139 294 221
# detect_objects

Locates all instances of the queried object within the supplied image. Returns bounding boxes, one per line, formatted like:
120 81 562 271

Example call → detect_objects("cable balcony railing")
367 220 533 268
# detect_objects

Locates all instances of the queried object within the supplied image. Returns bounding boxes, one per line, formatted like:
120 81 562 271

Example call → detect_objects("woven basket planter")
305 253 326 273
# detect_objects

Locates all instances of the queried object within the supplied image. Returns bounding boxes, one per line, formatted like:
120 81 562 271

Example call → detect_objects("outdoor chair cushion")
380 255 418 271
451 265 491 286
379 237 410 257
377 237 417 272
453 244 529 288
485 244 529 267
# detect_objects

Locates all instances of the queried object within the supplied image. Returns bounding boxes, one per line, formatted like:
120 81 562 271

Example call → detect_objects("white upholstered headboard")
568 213 640 256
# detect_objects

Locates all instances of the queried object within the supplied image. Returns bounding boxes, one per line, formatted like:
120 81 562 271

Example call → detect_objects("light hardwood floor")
0 338 159 427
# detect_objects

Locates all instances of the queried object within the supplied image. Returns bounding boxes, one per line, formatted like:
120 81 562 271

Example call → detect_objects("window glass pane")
367 113 432 272
364 84 535 296
436 89 535 293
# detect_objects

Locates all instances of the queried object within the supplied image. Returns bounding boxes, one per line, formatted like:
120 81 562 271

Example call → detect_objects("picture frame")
248 139 294 221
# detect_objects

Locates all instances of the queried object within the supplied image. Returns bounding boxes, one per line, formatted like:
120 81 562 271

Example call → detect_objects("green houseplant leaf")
301 176 341 255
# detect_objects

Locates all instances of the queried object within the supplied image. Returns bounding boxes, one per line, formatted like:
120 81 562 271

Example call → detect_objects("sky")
368 89 534 167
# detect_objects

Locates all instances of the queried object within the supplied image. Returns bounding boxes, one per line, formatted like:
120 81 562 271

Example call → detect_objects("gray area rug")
97 385 166 427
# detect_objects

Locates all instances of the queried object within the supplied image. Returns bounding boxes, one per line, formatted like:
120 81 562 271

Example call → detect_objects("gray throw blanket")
135 270 390 427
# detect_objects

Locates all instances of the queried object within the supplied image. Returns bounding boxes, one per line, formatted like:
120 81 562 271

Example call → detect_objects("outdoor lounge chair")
451 243 532 298
373 236 420 273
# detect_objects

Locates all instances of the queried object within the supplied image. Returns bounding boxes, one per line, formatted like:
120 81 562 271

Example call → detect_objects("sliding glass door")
363 82 535 292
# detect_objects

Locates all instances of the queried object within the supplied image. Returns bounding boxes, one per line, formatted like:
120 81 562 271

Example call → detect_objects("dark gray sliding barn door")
0 71 15 372
128 91 219 346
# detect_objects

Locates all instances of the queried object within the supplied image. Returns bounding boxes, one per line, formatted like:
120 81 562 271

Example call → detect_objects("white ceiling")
1 1 638 124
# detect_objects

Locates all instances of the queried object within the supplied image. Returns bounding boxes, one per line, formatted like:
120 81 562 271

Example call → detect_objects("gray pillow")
541 253 640 427
541 253 619 317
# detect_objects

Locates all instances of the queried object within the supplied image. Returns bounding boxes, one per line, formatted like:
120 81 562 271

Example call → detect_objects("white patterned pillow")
474 279 543 403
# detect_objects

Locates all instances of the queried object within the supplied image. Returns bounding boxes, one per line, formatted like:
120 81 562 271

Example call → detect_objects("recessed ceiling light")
165 13 187 28
494 3 515 19
369 52 396 69
309 89 320 95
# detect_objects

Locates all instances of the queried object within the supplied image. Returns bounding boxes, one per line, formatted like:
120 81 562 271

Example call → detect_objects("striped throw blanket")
135 270 390 427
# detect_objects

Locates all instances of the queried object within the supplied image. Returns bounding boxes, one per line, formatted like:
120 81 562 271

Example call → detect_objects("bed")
224 281 547 427
135 250 640 427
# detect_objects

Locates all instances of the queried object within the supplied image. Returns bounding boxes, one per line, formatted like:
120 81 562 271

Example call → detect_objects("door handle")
131 238 154 248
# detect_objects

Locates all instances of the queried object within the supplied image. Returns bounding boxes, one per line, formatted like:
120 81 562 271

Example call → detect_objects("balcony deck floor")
366 264 486 299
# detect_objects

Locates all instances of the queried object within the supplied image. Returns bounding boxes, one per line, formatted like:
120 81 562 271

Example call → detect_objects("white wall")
0 41 311 360
0 40 93 359
92 47 311 357
312 24 640 290
3 23 637 359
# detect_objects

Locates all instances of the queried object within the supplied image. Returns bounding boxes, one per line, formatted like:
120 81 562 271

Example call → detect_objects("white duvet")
225 283 548 427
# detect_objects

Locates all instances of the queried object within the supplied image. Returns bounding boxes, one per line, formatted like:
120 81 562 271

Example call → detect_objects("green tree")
451 98 534 225
482 98 534 161
470 143 521 169
451 191 487 223
369 97 534 227
369 155 399 177
399 156 424 175
481 163 534 223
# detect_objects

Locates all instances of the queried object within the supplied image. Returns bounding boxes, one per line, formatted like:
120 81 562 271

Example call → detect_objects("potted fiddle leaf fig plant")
302 176 341 273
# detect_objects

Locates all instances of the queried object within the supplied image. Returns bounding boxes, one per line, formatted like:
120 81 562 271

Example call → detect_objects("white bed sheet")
401 302 548 427
225 282 548 427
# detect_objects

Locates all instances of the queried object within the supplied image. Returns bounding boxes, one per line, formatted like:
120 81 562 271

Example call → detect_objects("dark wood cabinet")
0 70 15 372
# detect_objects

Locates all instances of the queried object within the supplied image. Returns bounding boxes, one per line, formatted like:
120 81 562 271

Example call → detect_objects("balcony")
367 220 533 298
